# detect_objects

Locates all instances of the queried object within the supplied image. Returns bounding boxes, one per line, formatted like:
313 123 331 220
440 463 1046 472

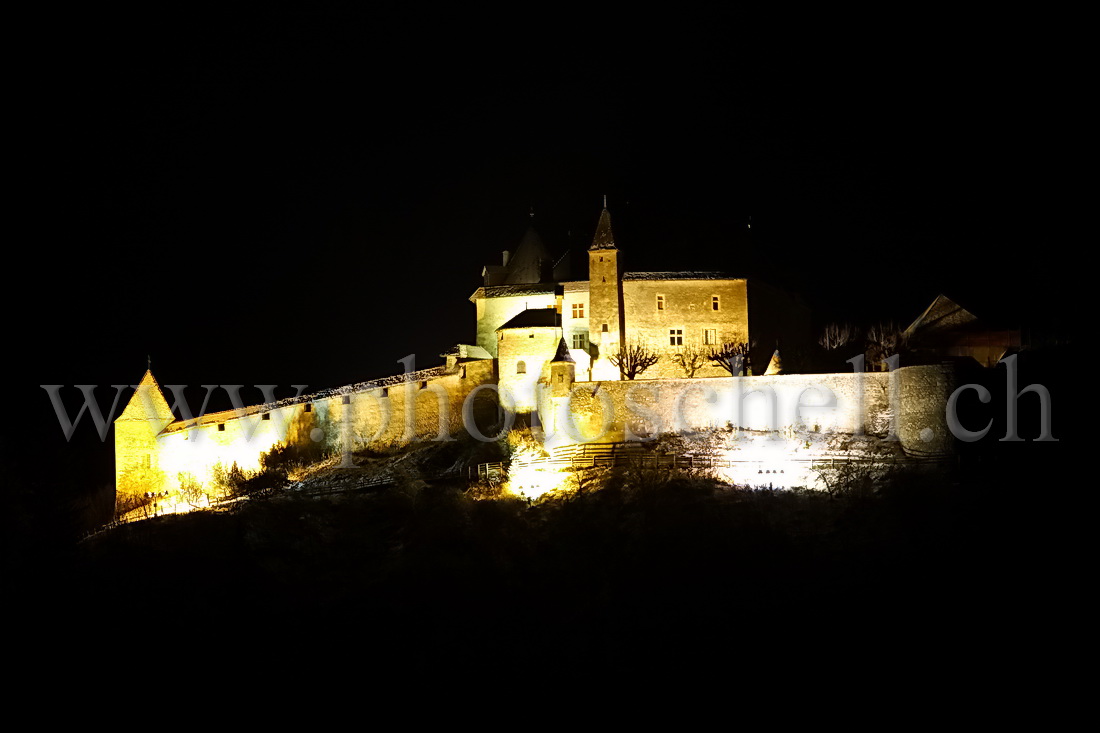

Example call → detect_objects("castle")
114 203 956 504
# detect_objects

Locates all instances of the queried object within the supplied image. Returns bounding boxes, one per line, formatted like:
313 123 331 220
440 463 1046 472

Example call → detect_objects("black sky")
12 10 1084 457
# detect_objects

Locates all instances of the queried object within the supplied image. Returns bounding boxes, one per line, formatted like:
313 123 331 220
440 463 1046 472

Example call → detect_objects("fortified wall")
115 359 498 497
536 364 955 457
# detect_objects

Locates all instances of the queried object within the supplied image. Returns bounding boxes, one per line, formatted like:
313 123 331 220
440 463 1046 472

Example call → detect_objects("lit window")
669 329 683 346
712 296 720 311
572 333 588 350
517 361 526 374
572 302 584 318
657 295 665 311
704 328 717 345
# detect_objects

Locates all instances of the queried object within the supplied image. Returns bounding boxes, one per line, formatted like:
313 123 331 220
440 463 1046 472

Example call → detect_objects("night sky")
13 12 1082 468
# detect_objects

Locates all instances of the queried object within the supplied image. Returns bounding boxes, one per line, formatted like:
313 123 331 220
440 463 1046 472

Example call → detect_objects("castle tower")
588 199 625 380
114 369 176 498
549 337 576 398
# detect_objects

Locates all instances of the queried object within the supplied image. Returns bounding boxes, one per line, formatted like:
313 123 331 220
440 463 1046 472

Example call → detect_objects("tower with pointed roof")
114 369 176 498
588 198 626 380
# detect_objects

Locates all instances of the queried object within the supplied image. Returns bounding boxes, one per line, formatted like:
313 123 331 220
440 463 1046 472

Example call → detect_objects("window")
262 412 271 420
712 295 720 311
461 366 467 378
420 380 428 390
517 361 526 374
572 333 588 350
529 333 534 338
381 387 388 397
218 423 226 432
305 403 312 413
669 329 683 346
500 332 504 341
342 395 350 405
572 302 584 318
656 294 665 311
558 374 564 383
704 328 717 345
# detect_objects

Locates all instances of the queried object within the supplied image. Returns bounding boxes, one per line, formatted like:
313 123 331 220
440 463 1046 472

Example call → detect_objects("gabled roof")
904 294 979 337
589 207 616 250
497 308 561 330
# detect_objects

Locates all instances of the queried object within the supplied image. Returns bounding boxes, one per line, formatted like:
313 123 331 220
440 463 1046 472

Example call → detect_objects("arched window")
517 361 526 374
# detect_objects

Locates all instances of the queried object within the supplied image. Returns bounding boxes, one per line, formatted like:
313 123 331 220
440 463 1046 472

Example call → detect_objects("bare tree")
672 343 709 378
177 472 205 508
819 322 857 350
709 340 754 376
609 340 660 380
865 322 906 371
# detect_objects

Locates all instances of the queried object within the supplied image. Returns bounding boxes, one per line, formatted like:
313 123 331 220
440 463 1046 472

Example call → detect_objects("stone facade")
471 204 807 392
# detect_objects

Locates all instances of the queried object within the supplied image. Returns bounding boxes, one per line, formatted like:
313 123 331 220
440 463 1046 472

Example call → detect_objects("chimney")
502 250 510 266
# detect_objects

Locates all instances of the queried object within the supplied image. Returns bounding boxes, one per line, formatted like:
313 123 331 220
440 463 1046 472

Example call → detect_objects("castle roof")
503 223 552 284
552 338 575 363
496 308 561 330
589 206 616 250
623 271 740 281
116 370 176 424
469 282 558 301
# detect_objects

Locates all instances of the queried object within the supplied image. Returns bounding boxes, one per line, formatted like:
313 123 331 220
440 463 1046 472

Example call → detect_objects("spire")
589 200 616 251
552 338 575 363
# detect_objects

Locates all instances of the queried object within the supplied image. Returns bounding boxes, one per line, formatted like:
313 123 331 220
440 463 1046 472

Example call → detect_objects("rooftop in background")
623 271 740 281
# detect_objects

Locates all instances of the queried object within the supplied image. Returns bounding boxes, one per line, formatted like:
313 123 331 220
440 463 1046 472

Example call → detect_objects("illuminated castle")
114 203 956 504
473 202 809 412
